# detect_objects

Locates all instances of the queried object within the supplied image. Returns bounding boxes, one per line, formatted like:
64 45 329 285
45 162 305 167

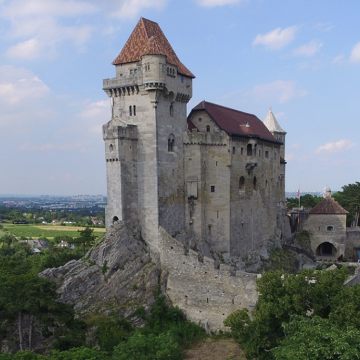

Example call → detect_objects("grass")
184 338 244 360
2 224 105 239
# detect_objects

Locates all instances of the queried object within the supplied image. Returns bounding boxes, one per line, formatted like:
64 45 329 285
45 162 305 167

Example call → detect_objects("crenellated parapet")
103 121 138 141
183 129 228 146
175 92 191 103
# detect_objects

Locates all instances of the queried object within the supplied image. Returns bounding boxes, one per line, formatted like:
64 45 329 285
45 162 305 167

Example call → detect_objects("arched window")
239 176 245 190
133 105 136 116
168 135 175 152
327 226 334 231
109 144 114 153
206 125 210 132
170 104 174 117
129 106 132 116
112 216 119 224
247 144 252 156
253 176 257 190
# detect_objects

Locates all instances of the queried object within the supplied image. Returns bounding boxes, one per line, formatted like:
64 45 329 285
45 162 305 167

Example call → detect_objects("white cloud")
315 139 357 154
0 0 170 58
1 0 98 18
293 40 323 57
285 153 295 161
6 38 42 59
290 143 300 149
80 99 110 134
332 54 344 64
350 41 360 63
196 0 243 6
274 111 285 119
19 142 55 151
252 26 298 50
252 80 307 103
95 0 168 18
314 22 334 32
0 66 50 106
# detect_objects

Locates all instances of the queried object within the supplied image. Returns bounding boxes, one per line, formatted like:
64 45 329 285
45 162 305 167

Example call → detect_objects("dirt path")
184 338 245 360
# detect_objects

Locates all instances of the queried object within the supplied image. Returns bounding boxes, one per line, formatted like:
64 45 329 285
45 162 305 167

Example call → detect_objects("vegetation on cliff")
225 267 360 359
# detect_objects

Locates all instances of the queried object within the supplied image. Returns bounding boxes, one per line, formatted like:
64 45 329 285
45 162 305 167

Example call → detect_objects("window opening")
233 147 236 154
265 151 269 159
112 216 119 223
239 176 245 190
133 105 136 116
170 104 174 117
211 186 215 193
247 144 252 156
327 226 334 231
206 125 210 132
129 106 132 116
168 138 174 152
241 147 244 155
253 176 257 190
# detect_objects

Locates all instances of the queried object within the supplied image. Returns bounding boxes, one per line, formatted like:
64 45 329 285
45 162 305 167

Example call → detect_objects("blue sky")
0 0 359 195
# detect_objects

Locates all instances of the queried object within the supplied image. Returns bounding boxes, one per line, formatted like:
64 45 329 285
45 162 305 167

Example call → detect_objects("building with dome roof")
102 17 290 259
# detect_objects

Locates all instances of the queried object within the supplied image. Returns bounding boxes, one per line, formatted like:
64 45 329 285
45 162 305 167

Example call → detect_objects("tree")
74 227 96 256
272 316 360 360
333 182 360 226
112 332 183 360
224 267 348 360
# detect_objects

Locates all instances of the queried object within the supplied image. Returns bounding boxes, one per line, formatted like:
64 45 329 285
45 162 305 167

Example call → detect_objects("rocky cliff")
40 221 160 319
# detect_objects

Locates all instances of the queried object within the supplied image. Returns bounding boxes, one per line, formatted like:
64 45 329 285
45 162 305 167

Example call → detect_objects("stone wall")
345 227 360 260
303 214 347 256
159 227 258 331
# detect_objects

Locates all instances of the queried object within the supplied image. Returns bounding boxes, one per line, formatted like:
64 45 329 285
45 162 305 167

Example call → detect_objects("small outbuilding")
303 188 348 259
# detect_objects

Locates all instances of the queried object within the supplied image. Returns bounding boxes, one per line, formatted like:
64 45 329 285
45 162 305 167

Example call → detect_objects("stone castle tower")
102 18 194 249
103 18 289 258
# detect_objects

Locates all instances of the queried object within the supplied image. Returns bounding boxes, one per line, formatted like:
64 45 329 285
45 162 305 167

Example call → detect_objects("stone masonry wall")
345 227 360 260
303 214 347 256
159 227 258 331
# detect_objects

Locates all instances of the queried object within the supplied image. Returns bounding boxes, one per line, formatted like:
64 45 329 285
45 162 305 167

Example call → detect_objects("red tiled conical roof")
309 197 349 215
188 101 281 144
112 17 194 78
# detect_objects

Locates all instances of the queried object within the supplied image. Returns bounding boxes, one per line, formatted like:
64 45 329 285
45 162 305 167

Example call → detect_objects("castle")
102 17 289 261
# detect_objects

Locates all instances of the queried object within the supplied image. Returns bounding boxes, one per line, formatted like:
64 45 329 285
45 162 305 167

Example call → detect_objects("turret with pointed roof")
112 17 194 78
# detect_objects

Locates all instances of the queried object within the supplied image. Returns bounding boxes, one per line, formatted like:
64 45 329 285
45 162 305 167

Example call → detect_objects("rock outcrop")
40 221 160 318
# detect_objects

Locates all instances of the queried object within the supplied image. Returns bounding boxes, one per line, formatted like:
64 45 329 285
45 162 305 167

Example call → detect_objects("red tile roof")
188 101 281 144
112 17 195 78
309 198 349 215
187 120 199 132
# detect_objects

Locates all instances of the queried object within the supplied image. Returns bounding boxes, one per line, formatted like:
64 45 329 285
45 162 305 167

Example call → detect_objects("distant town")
0 194 107 210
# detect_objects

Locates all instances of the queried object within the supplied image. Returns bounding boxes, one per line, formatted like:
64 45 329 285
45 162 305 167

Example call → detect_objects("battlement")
103 122 138 141
183 129 228 146
159 227 258 331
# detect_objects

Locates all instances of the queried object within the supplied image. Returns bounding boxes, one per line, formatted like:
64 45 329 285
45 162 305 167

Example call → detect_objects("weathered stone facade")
101 18 291 329
302 189 348 258
103 18 289 260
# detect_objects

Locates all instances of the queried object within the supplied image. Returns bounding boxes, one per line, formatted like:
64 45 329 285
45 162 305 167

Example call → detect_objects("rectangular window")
233 147 236 154
259 150 261 157
181 76 184 83
241 147 244 155
211 186 215 193
274 152 277 160
265 151 269 159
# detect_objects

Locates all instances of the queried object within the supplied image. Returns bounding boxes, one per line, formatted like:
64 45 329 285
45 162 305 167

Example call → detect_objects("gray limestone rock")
40 221 160 318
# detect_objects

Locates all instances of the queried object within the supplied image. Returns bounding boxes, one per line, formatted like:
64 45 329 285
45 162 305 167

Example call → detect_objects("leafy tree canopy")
224 267 350 360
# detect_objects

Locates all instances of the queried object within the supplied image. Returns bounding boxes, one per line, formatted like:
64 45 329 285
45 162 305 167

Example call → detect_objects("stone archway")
316 242 337 256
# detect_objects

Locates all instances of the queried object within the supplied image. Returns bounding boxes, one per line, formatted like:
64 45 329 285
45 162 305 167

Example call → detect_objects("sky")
0 0 359 195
